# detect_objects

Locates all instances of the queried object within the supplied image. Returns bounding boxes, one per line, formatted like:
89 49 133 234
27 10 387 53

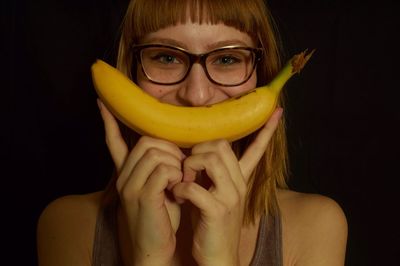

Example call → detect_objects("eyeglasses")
131 44 263 86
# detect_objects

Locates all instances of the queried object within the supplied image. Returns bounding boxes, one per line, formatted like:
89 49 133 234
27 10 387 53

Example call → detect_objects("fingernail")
175 196 186 205
276 107 283 118
181 149 189 160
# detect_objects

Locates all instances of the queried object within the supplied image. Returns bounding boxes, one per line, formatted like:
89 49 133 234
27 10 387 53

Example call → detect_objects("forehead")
140 22 256 51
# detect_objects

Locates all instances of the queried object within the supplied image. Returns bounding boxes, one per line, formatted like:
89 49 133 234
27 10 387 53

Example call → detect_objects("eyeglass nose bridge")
182 52 214 83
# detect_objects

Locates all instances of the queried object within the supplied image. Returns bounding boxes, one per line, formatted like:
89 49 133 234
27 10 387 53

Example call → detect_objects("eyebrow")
140 38 188 49
140 37 254 51
205 39 253 50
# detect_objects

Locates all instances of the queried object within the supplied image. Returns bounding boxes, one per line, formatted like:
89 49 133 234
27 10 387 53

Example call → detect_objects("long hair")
104 0 289 225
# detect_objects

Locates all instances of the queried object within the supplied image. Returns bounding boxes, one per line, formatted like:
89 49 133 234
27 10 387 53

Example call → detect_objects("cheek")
137 80 167 99
136 68 166 98
222 72 258 97
136 67 182 103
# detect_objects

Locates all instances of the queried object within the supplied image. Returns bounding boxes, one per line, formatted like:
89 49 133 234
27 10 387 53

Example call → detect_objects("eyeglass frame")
131 43 264 87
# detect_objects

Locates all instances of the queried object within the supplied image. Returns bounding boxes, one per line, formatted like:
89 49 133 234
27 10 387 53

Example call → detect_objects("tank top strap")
92 201 121 266
250 208 283 266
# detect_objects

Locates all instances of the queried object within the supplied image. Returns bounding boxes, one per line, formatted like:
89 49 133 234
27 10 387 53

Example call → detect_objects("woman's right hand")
98 99 185 266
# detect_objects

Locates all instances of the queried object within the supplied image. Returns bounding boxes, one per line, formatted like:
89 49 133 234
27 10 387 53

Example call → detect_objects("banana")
91 49 314 148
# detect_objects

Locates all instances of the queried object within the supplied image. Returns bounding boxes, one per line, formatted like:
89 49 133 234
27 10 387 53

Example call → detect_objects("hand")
172 108 283 266
98 99 186 266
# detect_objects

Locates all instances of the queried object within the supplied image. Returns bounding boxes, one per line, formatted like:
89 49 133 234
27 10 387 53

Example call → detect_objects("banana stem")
268 49 315 93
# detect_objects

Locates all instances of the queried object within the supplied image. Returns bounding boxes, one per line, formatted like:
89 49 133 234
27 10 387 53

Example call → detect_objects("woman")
37 0 348 265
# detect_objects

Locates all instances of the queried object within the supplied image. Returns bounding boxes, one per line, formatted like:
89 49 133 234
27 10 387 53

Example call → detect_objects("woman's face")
136 22 258 106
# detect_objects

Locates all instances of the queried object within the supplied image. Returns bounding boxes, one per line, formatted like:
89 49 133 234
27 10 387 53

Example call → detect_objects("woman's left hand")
172 108 283 266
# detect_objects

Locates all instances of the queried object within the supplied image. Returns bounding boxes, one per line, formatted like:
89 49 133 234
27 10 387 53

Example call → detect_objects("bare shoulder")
277 189 348 266
37 191 104 266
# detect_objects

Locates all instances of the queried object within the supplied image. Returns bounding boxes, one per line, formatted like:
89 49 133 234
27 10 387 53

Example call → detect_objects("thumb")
97 99 129 172
239 107 283 180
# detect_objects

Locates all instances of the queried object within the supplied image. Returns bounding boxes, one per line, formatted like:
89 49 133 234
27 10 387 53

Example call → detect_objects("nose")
177 63 215 107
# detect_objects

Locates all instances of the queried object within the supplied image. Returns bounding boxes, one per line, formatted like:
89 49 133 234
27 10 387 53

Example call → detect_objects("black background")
4 0 400 265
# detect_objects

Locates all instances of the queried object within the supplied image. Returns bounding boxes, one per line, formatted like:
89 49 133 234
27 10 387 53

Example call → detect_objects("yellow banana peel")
91 49 314 148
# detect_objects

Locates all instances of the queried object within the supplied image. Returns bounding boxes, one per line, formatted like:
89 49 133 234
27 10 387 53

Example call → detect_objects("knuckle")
214 139 231 152
193 139 230 154
136 135 155 149
144 147 162 160
137 135 151 144
153 163 171 176
205 152 220 165
116 175 141 203
119 184 139 203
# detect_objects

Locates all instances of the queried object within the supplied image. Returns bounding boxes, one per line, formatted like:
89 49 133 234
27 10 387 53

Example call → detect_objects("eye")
208 49 250 67
150 53 181 64
213 55 242 65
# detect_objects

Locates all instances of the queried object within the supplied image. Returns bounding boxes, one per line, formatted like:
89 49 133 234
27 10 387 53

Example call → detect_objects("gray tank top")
92 202 283 266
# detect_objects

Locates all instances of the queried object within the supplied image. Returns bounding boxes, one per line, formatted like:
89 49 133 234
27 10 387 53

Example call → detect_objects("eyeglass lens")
140 47 256 86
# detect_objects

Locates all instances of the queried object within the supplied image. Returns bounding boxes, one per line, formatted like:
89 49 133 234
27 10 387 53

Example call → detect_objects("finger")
117 148 182 195
239 107 283 180
97 99 128 172
119 136 186 182
172 182 215 217
142 164 183 201
183 153 235 196
191 140 245 192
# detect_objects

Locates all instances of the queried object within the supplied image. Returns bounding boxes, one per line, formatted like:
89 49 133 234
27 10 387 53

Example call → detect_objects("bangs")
128 0 264 42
